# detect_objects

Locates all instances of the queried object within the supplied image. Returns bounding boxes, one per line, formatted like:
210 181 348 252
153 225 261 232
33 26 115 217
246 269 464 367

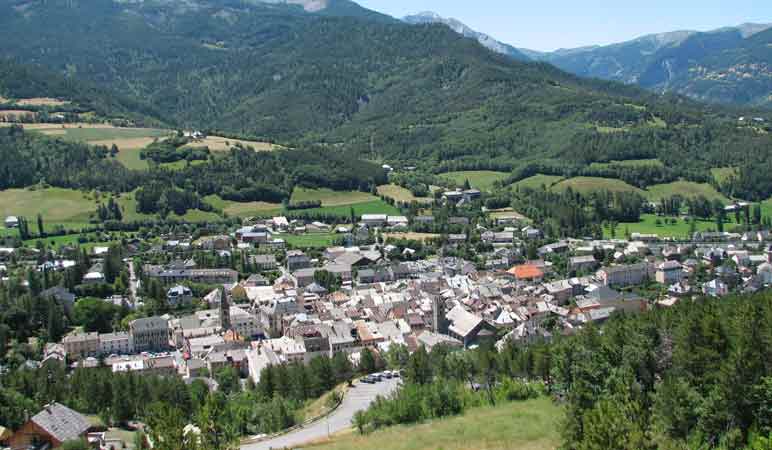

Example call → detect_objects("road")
241 378 400 450
127 259 139 305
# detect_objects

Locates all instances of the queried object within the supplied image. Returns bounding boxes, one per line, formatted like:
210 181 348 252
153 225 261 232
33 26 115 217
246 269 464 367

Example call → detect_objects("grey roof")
130 316 168 331
31 403 90 443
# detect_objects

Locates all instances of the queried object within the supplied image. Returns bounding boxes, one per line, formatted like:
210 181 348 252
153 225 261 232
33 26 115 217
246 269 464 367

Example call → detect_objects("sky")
355 0 772 51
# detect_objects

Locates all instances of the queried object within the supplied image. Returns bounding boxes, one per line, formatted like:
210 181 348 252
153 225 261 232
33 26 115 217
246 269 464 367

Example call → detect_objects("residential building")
130 317 170 352
8 403 90 450
251 254 278 272
597 263 651 287
361 214 388 228
656 261 684 285
286 250 311 272
62 332 99 360
167 285 193 307
569 255 598 273
4 216 18 228
99 332 133 356
144 266 238 284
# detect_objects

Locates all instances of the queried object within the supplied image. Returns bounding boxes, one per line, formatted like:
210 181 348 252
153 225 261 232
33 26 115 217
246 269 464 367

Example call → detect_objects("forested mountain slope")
0 58 164 125
0 0 771 200
529 24 772 108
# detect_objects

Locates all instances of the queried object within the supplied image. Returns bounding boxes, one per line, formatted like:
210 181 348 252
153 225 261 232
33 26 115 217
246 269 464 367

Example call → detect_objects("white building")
4 216 19 228
99 332 134 356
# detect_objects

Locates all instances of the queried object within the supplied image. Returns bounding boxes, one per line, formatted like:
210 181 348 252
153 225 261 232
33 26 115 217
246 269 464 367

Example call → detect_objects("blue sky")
356 0 772 51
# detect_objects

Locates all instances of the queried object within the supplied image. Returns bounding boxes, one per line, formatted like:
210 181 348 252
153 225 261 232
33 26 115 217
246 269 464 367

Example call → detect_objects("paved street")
241 378 400 450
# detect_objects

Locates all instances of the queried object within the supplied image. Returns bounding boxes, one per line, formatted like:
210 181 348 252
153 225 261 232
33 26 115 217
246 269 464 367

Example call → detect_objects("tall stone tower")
219 286 231 332
432 295 448 334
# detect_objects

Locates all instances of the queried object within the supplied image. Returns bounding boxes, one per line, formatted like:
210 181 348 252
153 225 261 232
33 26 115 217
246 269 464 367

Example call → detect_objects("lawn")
383 232 440 242
552 177 644 195
377 185 432 204
0 187 97 231
306 396 561 450
513 174 564 191
291 188 378 207
439 171 509 192
603 214 738 239
644 181 729 203
283 233 341 249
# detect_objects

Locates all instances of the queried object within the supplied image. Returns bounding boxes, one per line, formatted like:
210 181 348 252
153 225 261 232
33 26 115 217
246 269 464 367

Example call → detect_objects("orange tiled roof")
508 265 544 280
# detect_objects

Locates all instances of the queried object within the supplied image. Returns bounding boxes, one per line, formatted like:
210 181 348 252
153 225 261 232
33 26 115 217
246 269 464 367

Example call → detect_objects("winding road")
241 378 400 450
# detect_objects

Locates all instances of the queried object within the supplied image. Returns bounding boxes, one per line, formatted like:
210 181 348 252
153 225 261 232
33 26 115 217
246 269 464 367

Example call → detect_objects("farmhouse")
4 216 18 228
361 214 388 228
7 403 90 450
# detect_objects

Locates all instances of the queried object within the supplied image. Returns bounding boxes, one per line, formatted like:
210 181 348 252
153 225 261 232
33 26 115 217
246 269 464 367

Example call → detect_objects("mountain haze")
527 23 772 107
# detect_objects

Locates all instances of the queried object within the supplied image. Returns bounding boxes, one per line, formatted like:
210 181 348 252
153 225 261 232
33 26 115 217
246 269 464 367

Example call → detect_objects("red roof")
508 265 544 280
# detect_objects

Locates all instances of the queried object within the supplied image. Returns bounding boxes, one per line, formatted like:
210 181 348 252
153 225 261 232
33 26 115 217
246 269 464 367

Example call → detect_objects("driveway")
242 378 400 450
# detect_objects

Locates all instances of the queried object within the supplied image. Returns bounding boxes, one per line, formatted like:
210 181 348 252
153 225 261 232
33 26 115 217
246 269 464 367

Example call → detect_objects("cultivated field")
0 188 96 230
183 135 276 152
439 171 509 192
15 97 70 107
376 184 433 204
306 397 561 450
552 177 644 195
513 174 564 191
644 181 729 202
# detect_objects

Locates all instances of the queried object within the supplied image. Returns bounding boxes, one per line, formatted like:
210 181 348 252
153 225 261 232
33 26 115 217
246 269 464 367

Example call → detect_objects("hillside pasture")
711 167 738 184
377 184 432 204
513 174 564 191
552 177 644 195
204 195 282 218
306 396 561 450
439 171 509 192
287 200 401 219
0 188 97 230
291 188 378 207
644 181 728 203
182 135 276 152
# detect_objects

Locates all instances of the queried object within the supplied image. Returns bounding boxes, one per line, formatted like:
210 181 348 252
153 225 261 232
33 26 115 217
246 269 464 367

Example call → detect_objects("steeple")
219 286 231 332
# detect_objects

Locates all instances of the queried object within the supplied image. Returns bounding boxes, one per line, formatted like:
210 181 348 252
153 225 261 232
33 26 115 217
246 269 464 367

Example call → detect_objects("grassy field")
439 171 509 192
0 187 97 230
291 188 379 207
603 214 739 239
644 181 729 202
711 167 738 184
377 185 432 204
288 200 401 218
306 397 561 450
47 126 168 143
513 174 564 191
552 177 644 195
283 233 341 248
205 195 282 218
183 135 276 152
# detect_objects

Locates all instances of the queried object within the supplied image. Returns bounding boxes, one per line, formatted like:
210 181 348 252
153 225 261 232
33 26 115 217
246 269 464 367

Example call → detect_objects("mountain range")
1 0 771 201
398 11 771 108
